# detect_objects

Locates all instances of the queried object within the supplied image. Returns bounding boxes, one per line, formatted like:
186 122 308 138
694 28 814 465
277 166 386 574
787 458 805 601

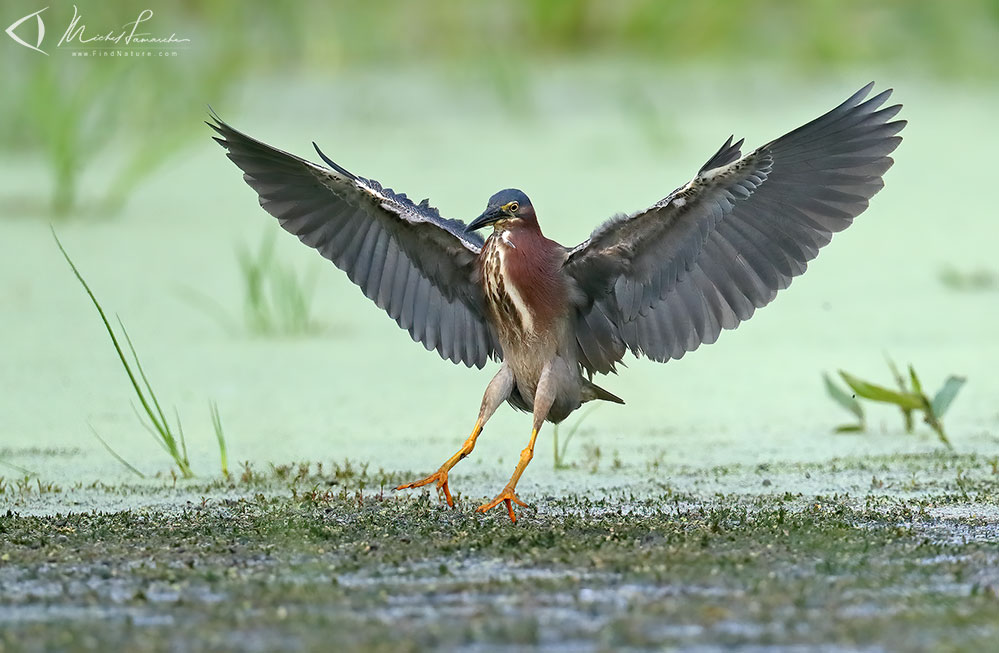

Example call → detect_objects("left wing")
566 83 905 374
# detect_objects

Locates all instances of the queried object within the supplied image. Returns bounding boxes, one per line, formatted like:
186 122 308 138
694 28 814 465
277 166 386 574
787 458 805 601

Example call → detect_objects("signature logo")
5 7 48 55
5 5 190 56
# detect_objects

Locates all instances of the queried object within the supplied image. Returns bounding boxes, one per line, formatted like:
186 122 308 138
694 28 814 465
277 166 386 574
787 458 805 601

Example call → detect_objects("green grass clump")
54 230 225 479
237 232 319 336
181 230 320 337
939 265 999 291
55 230 193 477
824 357 965 448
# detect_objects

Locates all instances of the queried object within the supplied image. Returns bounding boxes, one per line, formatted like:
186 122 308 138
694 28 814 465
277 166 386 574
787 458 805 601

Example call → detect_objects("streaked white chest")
483 234 536 335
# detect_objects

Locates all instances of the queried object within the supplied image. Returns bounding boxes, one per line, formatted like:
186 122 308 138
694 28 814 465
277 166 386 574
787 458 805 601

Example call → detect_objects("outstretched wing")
209 114 500 368
566 83 905 374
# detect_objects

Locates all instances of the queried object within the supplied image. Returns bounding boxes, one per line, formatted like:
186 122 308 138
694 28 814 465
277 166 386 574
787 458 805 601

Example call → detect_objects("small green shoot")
824 357 966 449
939 265 999 291
822 372 865 432
54 229 194 478
181 230 320 337
552 404 600 470
237 231 320 336
210 402 229 479
838 371 923 410
885 357 915 432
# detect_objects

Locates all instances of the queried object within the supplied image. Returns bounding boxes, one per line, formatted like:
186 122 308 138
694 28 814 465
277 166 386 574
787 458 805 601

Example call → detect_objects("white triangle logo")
6 7 48 55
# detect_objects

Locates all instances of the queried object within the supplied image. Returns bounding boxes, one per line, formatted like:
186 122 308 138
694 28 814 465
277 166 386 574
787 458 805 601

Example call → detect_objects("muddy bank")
2 454 998 652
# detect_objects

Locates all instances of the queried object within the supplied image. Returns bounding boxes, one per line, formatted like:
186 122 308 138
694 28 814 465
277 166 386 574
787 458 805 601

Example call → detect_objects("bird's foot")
396 469 454 507
476 489 528 523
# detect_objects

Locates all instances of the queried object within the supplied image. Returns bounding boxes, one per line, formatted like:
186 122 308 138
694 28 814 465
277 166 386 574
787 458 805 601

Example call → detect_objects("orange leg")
478 362 557 523
476 427 539 523
396 365 514 507
395 419 482 506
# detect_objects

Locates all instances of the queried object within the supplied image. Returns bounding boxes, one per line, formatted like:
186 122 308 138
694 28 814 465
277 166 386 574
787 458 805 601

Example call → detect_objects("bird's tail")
582 380 625 405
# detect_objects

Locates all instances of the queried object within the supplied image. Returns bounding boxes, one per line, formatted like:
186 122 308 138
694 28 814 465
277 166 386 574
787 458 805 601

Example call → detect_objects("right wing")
209 114 500 368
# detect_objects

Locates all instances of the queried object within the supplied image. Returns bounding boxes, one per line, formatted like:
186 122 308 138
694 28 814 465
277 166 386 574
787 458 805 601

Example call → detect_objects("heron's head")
466 189 537 232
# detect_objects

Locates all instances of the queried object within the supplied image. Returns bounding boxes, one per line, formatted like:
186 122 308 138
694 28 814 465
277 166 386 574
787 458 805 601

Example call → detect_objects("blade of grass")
908 365 924 396
238 231 322 336
932 376 967 418
54 231 172 438
0 457 38 477
924 413 954 450
88 424 146 478
554 404 600 468
239 233 278 334
55 231 157 424
175 407 190 469
119 316 192 477
907 364 955 449
838 371 923 410
54 229 194 478
129 401 172 455
823 373 864 421
274 263 318 334
174 284 240 335
210 402 229 478
885 355 914 432
118 317 170 438
885 356 907 392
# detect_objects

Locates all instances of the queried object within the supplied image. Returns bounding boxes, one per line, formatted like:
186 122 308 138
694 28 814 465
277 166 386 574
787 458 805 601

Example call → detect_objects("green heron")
211 83 903 522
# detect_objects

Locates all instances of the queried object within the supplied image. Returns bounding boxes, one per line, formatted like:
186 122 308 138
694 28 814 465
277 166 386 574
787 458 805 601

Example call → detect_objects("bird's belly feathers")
497 322 583 424
502 351 583 424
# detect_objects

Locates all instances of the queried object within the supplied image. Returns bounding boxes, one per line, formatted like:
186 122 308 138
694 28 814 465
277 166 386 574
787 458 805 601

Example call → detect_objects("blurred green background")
3 0 998 215
3 7 999 648
2 0 998 482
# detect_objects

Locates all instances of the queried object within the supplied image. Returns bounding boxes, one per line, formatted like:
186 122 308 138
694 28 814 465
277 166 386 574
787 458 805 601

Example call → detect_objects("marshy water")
2 66 999 650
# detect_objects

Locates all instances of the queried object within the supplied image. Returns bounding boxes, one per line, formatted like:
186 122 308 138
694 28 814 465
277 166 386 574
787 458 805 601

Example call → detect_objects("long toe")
395 476 431 490
396 470 445 490
396 470 455 507
477 490 528 522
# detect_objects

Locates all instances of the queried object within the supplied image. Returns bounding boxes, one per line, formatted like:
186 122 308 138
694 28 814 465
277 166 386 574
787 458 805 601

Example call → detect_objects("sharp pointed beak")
466 206 504 232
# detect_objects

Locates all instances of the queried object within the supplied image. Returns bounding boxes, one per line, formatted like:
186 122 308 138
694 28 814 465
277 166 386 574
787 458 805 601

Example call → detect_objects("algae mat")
2 454 999 651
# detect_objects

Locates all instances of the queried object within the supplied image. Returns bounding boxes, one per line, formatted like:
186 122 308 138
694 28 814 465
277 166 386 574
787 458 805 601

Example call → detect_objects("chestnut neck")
488 214 567 330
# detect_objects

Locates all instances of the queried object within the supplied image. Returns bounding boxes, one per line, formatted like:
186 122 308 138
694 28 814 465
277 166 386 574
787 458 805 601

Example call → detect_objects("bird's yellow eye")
508 202 519 213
